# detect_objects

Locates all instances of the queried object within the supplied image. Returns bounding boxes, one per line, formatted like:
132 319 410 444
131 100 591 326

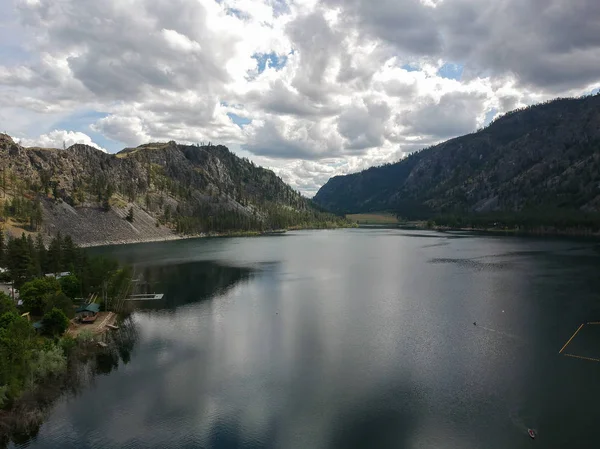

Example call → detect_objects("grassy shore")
346 213 399 225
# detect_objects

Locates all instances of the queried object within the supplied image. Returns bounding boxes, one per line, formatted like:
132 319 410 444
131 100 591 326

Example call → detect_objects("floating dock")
124 293 164 301
559 321 600 362
67 311 117 337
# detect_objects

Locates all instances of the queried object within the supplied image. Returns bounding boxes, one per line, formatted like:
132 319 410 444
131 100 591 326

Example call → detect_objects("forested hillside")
0 134 347 245
314 95 600 227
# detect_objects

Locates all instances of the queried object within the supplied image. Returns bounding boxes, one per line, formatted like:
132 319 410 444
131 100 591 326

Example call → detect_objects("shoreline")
398 222 600 238
435 226 600 238
77 222 600 249
0 315 134 447
78 224 356 248
79 233 193 248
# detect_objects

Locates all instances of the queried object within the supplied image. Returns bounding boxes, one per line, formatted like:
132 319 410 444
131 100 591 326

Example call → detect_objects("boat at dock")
77 303 101 323
81 314 98 323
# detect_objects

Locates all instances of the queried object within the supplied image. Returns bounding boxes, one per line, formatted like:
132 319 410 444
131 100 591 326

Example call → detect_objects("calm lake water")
9 229 600 449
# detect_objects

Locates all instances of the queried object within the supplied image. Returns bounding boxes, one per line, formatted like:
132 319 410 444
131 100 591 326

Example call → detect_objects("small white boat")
528 429 536 439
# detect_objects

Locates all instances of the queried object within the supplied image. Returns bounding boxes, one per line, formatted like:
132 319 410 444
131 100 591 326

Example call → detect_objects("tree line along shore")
0 230 133 444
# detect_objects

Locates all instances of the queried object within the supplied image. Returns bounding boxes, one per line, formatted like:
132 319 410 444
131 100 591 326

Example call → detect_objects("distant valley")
314 95 600 230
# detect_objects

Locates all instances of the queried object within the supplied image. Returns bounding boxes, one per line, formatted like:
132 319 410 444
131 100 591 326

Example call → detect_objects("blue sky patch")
225 7 249 20
437 63 464 80
53 110 121 152
227 113 251 128
54 109 109 126
484 108 498 127
401 63 421 72
86 131 120 152
253 52 288 74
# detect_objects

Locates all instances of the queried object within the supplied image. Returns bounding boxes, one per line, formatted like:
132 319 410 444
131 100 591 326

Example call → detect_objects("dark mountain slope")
314 95 600 217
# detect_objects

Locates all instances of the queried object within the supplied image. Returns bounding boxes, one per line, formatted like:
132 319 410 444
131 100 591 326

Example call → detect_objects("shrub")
0 292 15 315
77 329 94 344
126 207 134 222
41 308 69 336
0 385 7 408
0 315 35 403
59 335 76 355
20 277 61 315
59 274 81 300
44 292 75 319
0 311 21 330
30 345 67 382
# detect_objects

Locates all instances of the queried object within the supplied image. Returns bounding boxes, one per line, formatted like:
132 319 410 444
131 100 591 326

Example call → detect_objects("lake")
9 229 600 449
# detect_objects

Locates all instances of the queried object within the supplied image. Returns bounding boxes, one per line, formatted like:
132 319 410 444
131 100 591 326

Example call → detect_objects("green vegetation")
0 308 37 407
19 277 61 315
347 213 399 225
173 201 349 235
59 274 81 301
41 308 70 336
2 197 43 231
45 292 76 319
430 209 600 233
0 231 129 411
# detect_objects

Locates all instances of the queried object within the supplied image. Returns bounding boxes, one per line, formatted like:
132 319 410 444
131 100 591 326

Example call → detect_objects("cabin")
45 271 71 280
0 282 18 299
76 303 100 323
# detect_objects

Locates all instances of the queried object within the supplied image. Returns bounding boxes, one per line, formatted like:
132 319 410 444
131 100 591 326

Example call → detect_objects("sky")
1 0 599 196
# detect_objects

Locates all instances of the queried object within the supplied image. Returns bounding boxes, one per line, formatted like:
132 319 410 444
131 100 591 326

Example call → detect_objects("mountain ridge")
0 134 347 246
314 95 600 219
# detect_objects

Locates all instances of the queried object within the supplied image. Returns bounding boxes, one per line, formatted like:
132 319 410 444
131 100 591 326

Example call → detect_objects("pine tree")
126 207 134 222
1 169 5 198
29 200 43 231
7 234 33 288
0 228 5 267
35 233 48 274
61 235 77 270
27 234 39 277
47 233 63 274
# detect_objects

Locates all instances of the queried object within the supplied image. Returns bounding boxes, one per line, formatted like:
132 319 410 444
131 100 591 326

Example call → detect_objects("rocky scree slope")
0 134 341 245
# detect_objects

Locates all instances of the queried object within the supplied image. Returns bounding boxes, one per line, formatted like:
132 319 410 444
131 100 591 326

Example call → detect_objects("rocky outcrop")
1 135 340 245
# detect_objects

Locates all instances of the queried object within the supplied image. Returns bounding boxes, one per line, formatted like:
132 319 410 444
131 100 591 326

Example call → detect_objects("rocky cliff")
314 95 600 217
0 134 345 246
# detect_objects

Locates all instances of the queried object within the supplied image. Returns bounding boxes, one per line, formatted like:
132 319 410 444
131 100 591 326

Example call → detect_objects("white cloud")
1 0 599 195
18 130 107 152
161 29 202 53
401 90 488 138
